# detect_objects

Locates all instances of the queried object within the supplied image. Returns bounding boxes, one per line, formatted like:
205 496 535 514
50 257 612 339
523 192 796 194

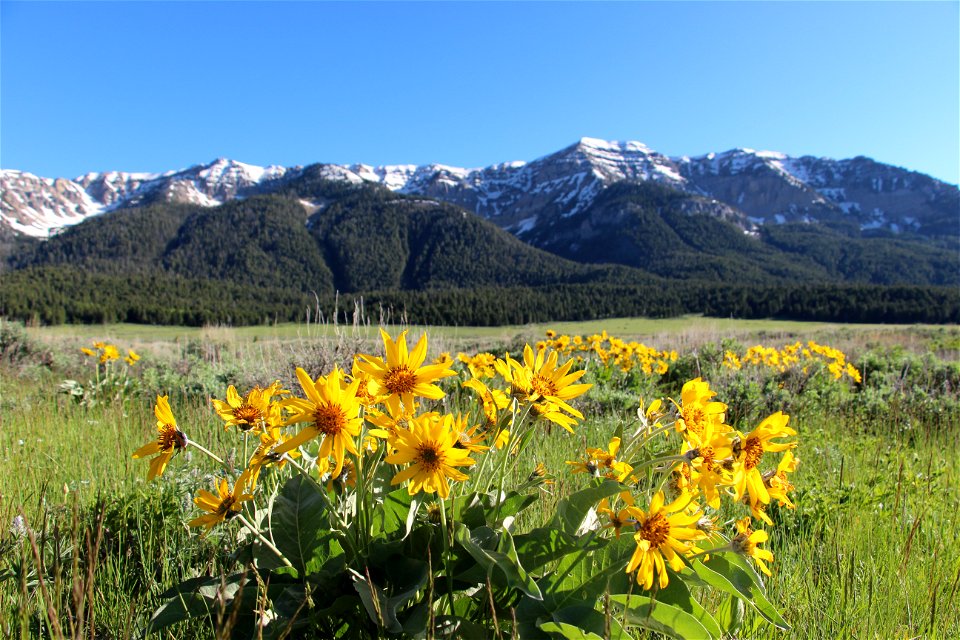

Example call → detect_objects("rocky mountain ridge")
2 138 956 239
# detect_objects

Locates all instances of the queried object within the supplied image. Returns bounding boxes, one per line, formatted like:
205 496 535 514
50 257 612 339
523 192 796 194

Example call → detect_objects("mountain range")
1 138 958 326
3 137 957 241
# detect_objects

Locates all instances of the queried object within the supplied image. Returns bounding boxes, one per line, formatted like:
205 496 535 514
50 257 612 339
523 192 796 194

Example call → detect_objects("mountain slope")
3 138 955 243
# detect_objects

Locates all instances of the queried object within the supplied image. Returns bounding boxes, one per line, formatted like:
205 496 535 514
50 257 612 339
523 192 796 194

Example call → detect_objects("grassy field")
1 318 958 638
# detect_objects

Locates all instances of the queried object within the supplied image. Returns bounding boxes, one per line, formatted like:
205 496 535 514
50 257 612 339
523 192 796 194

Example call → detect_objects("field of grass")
1 318 958 638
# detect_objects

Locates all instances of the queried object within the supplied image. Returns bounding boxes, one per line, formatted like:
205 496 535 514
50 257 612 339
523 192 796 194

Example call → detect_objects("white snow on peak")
578 137 653 155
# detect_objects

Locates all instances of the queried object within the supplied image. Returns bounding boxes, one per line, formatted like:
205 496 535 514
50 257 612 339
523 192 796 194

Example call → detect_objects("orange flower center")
158 424 187 451
233 404 263 428
637 512 671 549
682 406 706 435
743 436 764 470
700 445 716 470
313 403 347 436
384 365 417 395
530 374 558 399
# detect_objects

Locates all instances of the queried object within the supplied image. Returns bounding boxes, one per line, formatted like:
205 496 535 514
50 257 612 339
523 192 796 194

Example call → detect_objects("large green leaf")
539 534 633 611
270 474 342 575
609 594 716 640
552 479 624 536
546 604 631 639
632 570 722 639
352 556 428 634
454 523 543 600
372 486 416 537
513 527 585 573
693 555 790 630
538 622 605 640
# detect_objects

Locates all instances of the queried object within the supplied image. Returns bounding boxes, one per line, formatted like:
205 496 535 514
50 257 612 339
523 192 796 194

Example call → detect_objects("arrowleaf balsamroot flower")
211 382 285 434
188 469 254 533
731 517 775 576
731 411 797 507
274 367 362 478
357 329 457 415
495 345 592 432
674 378 727 440
625 491 706 590
386 412 475 499
132 395 187 480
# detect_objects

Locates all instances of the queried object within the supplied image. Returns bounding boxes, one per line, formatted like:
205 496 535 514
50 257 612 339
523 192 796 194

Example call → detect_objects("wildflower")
124 349 141 366
247 426 298 487
132 395 188 480
566 437 633 481
682 421 735 510
597 493 635 537
274 367 362 478
674 378 727 441
625 492 705 590
211 383 284 434
731 517 774 576
763 450 799 510
494 345 591 432
80 347 97 357
99 344 120 364
357 330 457 415
447 413 490 453
386 413 475 499
462 377 510 427
731 412 796 506
188 470 254 533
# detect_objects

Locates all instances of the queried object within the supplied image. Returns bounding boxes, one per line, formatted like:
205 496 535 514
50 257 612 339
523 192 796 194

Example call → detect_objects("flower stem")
189 440 225 465
235 513 293 569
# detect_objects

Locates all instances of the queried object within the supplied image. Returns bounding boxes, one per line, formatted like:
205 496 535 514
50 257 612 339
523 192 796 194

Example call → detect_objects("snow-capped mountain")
2 139 956 239
1 159 296 237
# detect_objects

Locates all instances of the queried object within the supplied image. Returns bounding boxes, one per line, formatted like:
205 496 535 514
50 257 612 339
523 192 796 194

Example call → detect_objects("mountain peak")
577 137 655 155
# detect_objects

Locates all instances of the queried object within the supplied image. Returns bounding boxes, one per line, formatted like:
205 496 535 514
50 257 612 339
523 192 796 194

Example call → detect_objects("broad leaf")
552 479 624 536
610 594 716 640
693 555 790 630
270 474 342 575
454 523 543 600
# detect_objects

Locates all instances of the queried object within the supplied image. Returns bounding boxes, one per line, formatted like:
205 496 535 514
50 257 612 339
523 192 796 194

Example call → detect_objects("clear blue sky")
2 1 958 184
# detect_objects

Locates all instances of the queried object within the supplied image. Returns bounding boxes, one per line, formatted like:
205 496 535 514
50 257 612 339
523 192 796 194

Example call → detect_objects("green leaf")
539 533 632 612
549 604 631 640
693 555 790 630
147 575 243 632
513 527 582 572
538 621 605 640
454 523 543 600
715 594 745 635
552 479 624 536
374 487 415 537
352 555 428 633
641 570 722 639
609 594 715 640
270 474 342 575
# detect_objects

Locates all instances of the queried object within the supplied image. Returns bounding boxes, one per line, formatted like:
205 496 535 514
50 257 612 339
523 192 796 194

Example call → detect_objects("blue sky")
2 1 958 184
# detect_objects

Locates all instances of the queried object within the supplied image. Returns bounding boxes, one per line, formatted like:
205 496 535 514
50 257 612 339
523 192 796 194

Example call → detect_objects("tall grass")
1 320 957 637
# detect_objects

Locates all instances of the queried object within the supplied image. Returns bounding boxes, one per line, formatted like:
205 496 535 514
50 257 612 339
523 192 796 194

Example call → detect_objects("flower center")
313 403 347 436
384 365 417 395
159 424 187 451
217 496 237 517
417 444 442 471
530 374 558 399
682 406 706 435
637 512 671 549
743 436 764 470
234 404 263 428
700 445 716 470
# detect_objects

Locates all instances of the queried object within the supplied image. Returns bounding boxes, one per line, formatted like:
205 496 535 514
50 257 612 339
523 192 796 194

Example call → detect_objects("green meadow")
1 318 958 638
